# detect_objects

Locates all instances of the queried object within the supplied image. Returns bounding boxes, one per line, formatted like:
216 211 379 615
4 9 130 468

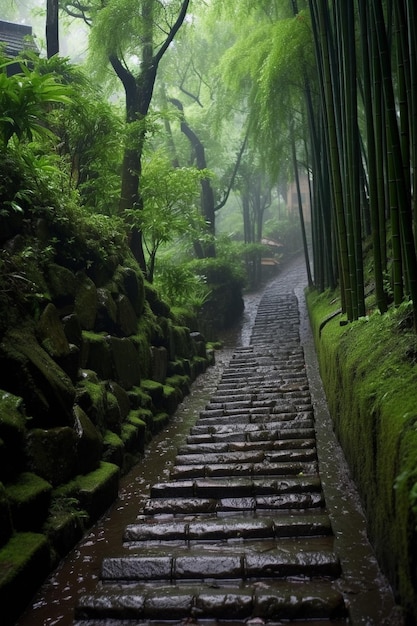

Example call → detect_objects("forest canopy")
1 0 417 330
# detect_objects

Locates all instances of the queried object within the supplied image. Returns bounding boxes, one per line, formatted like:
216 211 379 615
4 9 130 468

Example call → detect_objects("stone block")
77 461 119 523
26 427 78 487
0 532 50 626
109 337 140 390
5 471 52 531
73 405 103 475
75 272 97 331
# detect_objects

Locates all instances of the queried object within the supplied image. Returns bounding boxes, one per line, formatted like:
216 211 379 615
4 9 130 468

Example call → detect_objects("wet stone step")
100 548 341 582
123 513 332 542
150 476 323 499
74 580 347 623
177 438 317 454
169 460 318 480
174 449 317 466
186 428 316 444
190 421 314 436
142 492 325 516
100 544 340 583
197 409 314 422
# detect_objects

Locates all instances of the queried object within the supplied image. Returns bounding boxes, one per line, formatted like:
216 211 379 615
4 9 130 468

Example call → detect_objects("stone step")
123 513 333 542
150 475 323 499
174 449 317 466
100 544 341 582
142 492 325 516
197 410 314 422
186 428 316 444
190 421 315 436
169 460 318 480
177 437 316 454
74 580 347 623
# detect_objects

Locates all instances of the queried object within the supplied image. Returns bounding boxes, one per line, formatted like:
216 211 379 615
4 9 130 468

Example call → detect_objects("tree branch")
215 131 249 211
154 0 190 65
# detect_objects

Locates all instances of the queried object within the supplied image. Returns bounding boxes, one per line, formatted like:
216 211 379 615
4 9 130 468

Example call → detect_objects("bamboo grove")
303 0 417 329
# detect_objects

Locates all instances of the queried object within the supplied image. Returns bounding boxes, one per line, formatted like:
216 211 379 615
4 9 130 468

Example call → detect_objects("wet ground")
16 256 403 626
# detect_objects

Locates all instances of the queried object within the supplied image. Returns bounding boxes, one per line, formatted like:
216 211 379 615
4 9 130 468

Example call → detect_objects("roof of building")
0 20 38 58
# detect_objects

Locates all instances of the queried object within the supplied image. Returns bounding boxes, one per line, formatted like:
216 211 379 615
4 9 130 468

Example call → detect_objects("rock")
96 287 118 333
116 293 138 336
26 428 78 487
75 272 97 330
109 337 141 390
73 405 103 475
0 392 27 482
0 326 76 426
47 264 76 306
150 346 168 383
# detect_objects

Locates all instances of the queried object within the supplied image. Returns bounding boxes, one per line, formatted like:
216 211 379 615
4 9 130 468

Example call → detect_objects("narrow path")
73 258 401 625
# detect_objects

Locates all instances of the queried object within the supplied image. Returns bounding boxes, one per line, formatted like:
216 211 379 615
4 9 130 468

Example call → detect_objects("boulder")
0 326 76 426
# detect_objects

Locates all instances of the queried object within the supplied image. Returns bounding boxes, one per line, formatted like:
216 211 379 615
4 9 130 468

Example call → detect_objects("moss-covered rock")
73 405 103 475
0 482 12 548
0 532 50 626
26 427 78 487
307 288 417 622
114 265 145 317
125 411 148 453
77 461 119 522
47 263 77 306
74 272 97 330
81 332 113 380
44 494 86 564
75 376 108 432
0 391 27 482
108 336 141 390
150 345 168 382
102 430 124 467
116 293 139 336
0 326 76 426
5 472 52 531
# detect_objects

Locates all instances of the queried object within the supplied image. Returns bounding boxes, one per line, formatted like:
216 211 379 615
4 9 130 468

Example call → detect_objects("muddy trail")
17 256 402 626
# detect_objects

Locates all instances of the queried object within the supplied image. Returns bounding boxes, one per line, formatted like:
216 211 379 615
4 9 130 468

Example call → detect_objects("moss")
152 412 169 432
165 374 190 396
307 287 417 621
102 430 124 467
76 461 119 522
0 391 27 481
5 472 52 531
128 385 152 410
140 379 164 409
170 306 198 330
0 530 50 626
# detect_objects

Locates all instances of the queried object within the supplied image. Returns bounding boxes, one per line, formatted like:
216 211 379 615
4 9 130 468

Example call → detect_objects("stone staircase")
74 292 349 624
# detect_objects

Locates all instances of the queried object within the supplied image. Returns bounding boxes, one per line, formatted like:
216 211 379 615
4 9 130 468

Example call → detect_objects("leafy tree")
62 0 191 271
125 151 208 282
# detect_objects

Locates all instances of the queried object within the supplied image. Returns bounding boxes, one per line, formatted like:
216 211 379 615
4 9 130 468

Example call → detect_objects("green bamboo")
358 0 387 313
371 0 417 328
310 0 352 318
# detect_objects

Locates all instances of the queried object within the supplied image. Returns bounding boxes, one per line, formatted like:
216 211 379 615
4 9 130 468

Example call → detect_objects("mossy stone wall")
307 288 417 623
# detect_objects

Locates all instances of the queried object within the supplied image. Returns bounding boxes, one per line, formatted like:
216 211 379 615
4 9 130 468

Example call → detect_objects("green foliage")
125 150 209 279
154 259 211 310
0 55 72 147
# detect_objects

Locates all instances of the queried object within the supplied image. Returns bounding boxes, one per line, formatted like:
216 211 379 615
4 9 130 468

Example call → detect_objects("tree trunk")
46 0 59 58
169 98 216 257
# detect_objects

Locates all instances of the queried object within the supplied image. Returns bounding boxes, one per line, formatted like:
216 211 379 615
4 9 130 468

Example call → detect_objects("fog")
3 0 87 61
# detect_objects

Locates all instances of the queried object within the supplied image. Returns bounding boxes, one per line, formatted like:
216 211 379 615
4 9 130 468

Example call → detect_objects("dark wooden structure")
0 20 38 75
